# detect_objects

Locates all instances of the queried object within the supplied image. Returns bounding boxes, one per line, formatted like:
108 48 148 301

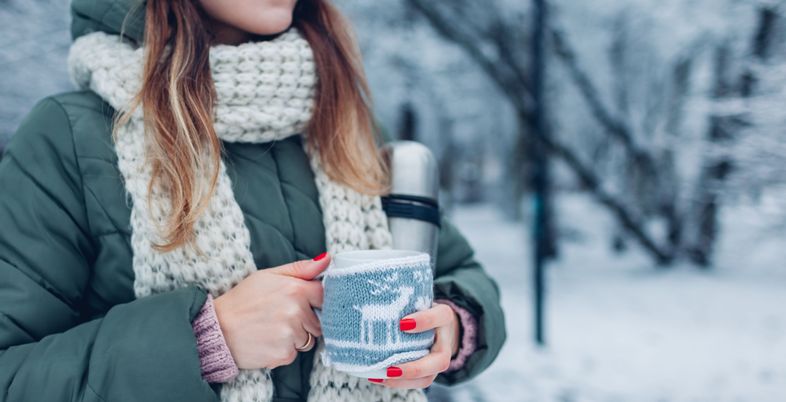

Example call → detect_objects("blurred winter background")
2 0 786 401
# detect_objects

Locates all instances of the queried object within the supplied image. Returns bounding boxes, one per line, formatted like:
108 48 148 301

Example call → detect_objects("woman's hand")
213 253 330 370
369 301 460 388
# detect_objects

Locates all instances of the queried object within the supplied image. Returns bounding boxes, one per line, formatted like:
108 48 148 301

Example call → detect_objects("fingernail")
368 378 384 383
313 252 328 261
399 318 416 331
387 366 403 377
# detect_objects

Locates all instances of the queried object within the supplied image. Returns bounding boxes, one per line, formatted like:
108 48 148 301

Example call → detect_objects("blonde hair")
114 0 387 251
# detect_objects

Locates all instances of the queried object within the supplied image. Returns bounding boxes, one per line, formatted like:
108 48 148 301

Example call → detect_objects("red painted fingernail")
399 318 416 331
368 378 384 383
387 366 403 377
313 252 328 261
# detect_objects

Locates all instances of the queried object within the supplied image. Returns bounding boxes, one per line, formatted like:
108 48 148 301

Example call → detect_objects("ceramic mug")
316 249 434 378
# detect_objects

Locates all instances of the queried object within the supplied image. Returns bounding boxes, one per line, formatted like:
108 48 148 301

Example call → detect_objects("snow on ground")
438 194 786 402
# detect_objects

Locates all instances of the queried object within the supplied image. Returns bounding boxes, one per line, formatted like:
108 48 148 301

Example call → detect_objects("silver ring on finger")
295 331 314 352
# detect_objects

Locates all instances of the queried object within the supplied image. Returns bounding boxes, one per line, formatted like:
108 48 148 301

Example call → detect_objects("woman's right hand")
213 253 330 369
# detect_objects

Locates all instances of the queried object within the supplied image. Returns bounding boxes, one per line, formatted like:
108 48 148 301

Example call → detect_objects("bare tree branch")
550 26 659 174
519 111 674 264
408 0 674 264
406 0 534 113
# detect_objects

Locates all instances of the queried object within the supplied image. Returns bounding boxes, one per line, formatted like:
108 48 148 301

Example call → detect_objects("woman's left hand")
368 301 459 388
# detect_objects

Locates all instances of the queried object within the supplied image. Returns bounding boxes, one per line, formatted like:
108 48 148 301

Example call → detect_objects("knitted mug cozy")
67 29 428 402
320 251 434 377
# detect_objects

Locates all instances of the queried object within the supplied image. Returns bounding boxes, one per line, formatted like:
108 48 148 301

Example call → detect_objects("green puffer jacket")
0 1 506 401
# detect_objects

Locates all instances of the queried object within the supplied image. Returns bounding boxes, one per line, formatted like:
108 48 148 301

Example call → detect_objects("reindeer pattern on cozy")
351 269 432 347
319 256 434 370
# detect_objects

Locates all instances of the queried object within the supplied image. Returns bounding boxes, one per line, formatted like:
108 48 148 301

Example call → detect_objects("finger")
374 375 437 389
400 303 454 333
386 348 451 379
300 280 324 309
431 323 454 356
294 328 315 352
267 253 331 280
301 308 322 338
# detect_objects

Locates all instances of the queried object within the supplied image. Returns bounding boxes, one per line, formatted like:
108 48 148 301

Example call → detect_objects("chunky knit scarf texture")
68 29 427 402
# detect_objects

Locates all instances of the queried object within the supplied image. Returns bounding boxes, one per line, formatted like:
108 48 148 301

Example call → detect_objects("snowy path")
438 196 786 402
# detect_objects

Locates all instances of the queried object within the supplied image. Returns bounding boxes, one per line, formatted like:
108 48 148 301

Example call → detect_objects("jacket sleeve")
0 97 218 402
433 212 507 385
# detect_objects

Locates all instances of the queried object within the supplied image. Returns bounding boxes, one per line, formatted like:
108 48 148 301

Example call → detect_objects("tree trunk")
687 7 778 266
408 0 673 264
397 101 418 141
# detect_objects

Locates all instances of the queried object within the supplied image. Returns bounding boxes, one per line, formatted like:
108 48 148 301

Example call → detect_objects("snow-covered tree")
353 0 781 266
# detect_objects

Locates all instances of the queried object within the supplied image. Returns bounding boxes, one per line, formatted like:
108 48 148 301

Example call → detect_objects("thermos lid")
382 141 439 200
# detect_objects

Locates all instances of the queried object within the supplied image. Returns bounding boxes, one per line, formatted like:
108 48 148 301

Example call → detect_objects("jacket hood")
71 0 145 44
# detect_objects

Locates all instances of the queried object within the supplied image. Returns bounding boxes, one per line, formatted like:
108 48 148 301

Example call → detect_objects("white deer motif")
413 295 431 311
353 284 415 345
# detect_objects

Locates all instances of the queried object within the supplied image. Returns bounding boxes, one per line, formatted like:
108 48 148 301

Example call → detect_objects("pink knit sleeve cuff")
193 294 239 383
435 299 478 372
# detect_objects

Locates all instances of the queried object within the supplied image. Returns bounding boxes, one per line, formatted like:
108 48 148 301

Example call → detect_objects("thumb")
267 252 331 280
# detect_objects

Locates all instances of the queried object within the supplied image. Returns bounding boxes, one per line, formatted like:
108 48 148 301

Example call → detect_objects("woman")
0 0 506 401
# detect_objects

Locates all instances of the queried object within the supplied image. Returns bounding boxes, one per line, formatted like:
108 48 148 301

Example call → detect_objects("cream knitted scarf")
67 29 427 402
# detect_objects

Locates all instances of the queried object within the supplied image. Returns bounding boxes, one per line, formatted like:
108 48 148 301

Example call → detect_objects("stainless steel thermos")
381 141 441 272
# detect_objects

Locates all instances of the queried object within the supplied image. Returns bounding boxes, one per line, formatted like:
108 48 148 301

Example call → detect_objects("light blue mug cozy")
317 252 434 375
